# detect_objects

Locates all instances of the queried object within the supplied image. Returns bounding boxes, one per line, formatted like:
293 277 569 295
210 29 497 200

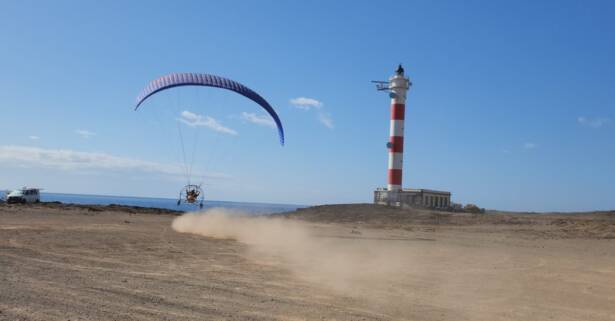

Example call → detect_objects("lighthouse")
386 65 410 191
373 65 452 208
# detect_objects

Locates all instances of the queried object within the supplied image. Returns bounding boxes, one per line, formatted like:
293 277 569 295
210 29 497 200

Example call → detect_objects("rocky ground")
1 203 614 320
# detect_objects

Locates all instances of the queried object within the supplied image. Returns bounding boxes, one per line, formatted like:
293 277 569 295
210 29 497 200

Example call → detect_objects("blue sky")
0 0 613 211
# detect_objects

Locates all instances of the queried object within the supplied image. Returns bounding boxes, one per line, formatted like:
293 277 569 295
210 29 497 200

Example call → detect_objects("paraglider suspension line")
176 122 191 185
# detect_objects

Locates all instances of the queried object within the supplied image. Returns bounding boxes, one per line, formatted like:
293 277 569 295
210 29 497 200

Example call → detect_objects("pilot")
186 189 199 203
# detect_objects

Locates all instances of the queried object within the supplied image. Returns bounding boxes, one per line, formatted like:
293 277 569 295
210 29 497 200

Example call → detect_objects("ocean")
0 191 304 214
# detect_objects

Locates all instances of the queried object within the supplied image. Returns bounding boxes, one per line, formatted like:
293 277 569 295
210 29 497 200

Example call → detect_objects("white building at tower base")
374 188 451 209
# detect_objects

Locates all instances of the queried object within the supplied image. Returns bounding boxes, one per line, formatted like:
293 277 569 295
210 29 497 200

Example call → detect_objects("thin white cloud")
290 96 334 129
523 142 537 150
0 145 179 174
0 145 228 179
178 111 238 136
240 112 276 129
75 129 96 139
28 136 40 141
290 97 323 110
577 116 611 128
318 112 334 129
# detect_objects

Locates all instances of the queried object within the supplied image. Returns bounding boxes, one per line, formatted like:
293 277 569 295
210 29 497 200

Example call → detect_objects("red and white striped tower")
387 65 411 192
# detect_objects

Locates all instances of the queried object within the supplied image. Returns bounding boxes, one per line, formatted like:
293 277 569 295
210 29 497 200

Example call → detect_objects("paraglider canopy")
135 73 285 146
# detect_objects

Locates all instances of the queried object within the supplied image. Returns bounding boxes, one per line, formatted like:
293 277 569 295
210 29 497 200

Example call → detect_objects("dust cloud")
172 208 416 304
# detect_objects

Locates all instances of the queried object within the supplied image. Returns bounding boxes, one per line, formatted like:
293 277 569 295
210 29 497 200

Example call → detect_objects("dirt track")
1 203 614 320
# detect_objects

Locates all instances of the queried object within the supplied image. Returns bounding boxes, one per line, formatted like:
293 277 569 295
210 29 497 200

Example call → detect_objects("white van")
6 187 41 204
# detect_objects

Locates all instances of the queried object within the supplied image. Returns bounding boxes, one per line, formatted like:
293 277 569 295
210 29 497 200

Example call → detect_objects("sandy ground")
1 203 614 321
